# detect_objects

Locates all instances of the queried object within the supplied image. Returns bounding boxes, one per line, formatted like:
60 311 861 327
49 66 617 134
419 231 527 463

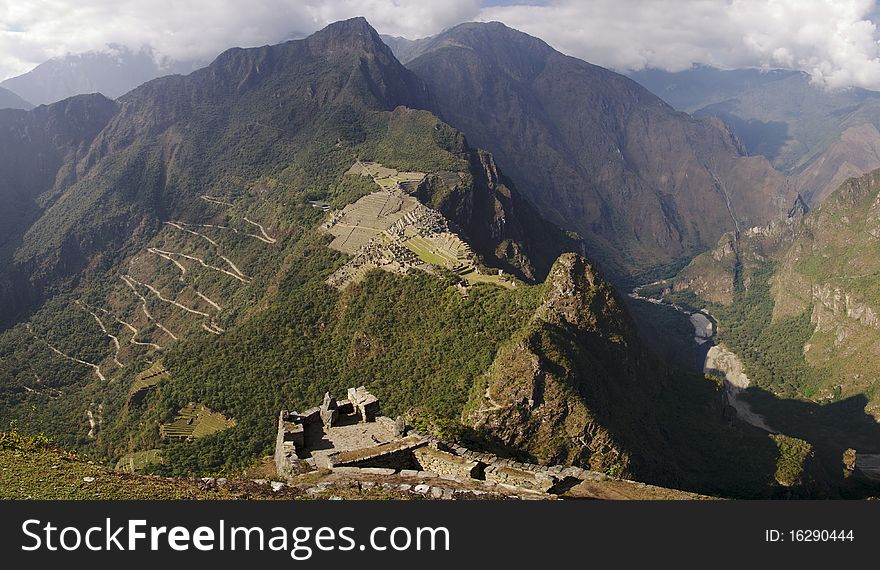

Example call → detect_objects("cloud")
479 0 880 90
2 0 880 90
0 0 481 80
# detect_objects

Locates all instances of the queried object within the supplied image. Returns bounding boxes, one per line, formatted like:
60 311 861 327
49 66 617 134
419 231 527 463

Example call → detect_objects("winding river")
630 281 775 433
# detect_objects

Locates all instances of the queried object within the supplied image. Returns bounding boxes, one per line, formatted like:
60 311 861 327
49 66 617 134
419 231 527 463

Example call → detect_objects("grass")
0 431 232 499
160 404 235 440
115 449 164 472
404 237 452 266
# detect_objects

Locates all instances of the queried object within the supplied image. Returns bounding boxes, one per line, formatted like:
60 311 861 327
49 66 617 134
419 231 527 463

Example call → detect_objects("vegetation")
770 434 814 488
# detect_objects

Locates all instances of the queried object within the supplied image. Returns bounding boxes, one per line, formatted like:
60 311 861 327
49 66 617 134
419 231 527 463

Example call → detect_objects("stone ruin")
275 386 392 477
274 386 626 496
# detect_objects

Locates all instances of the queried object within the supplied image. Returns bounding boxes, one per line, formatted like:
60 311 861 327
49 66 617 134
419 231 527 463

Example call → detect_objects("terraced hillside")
0 19 575 479
324 161 510 289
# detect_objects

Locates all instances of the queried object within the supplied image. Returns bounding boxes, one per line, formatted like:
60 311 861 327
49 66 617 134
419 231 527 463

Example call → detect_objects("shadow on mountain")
695 107 790 163
745 389 880 498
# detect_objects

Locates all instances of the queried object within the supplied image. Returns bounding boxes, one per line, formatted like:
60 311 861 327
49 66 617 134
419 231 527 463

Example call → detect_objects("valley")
629 282 773 432
2 15 880 501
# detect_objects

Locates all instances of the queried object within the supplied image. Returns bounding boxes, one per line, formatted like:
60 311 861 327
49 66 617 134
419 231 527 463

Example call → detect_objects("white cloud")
0 0 480 80
2 0 880 90
479 0 880 90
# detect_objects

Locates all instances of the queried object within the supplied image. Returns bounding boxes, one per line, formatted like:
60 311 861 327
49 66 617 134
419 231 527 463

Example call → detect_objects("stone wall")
413 446 482 479
328 436 426 470
484 464 555 492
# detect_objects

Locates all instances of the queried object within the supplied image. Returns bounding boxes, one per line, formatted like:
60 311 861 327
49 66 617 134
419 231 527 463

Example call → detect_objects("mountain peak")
306 16 389 58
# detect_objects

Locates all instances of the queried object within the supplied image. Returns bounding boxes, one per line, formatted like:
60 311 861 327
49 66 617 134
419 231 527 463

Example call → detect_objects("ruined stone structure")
273 385 650 497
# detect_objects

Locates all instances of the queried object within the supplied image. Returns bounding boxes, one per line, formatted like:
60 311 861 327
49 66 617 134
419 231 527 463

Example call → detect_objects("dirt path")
242 217 277 243
200 195 235 207
77 302 124 368
89 305 163 350
120 275 178 341
147 247 187 278
147 247 249 283
27 324 106 382
171 219 276 244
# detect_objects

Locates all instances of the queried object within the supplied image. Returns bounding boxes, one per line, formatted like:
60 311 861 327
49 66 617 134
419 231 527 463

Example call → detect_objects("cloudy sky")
3 0 880 89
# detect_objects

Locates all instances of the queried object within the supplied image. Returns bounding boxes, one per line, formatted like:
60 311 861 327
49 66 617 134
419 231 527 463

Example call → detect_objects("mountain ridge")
400 22 796 282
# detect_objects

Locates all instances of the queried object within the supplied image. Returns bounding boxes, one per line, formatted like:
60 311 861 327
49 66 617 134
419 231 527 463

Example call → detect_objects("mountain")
0 94 118 323
0 87 32 110
628 65 801 114
667 168 880 493
0 45 203 106
398 22 796 283
0 17 580 480
0 18 824 498
379 35 433 65
464 253 796 495
632 66 880 206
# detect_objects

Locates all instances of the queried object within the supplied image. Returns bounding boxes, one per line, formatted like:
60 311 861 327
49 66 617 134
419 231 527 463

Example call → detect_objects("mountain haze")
0 87 32 110
633 65 880 206
1 46 204 106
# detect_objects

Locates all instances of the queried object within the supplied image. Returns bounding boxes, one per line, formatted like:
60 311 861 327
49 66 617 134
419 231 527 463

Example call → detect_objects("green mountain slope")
668 169 880 493
0 18 576 477
0 18 838 499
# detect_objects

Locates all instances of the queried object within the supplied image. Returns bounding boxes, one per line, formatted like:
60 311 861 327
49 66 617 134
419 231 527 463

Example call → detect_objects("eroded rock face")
812 283 880 332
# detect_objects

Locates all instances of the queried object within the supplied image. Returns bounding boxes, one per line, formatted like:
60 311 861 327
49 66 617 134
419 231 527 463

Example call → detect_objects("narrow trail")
125 275 225 336
156 323 179 341
476 384 505 415
27 324 106 382
200 195 235 207
76 302 124 368
171 219 276 244
89 305 163 350
125 275 211 318
147 247 187 278
242 217 277 243
195 291 222 311
120 275 178 341
147 247 250 283
219 255 247 279
165 221 220 247
162 224 252 282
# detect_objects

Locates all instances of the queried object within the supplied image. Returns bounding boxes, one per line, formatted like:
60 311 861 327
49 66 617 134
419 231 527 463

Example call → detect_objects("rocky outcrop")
810 283 880 351
467 253 648 474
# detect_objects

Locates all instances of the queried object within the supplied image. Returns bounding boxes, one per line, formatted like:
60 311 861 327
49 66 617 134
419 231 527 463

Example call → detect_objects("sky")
2 0 880 90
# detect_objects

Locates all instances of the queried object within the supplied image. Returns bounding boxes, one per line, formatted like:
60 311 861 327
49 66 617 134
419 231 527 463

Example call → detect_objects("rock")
430 487 444 498
399 469 419 477
417 471 438 478
82 477 95 483
394 416 407 437
270 481 285 492
359 467 396 476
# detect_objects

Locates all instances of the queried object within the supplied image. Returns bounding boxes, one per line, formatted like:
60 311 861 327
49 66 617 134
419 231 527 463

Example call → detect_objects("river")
630 281 775 433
